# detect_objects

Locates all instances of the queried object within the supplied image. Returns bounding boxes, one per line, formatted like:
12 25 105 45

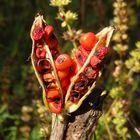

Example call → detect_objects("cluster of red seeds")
69 32 109 102
32 24 109 112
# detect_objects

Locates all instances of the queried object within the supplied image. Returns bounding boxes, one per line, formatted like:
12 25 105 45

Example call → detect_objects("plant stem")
122 134 126 140
103 115 114 140
66 24 77 49
49 114 67 140
106 99 118 117
59 7 77 49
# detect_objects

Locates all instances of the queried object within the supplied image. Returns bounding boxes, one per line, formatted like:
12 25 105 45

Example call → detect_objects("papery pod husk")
30 14 64 111
65 26 115 113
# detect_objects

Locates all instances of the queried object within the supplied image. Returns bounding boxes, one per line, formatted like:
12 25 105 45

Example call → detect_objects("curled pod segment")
65 26 115 113
30 14 64 113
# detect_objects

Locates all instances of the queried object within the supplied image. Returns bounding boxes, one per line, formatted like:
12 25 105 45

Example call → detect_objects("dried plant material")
30 14 114 114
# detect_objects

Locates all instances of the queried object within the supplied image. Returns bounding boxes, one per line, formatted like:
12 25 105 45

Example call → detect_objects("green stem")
58 7 77 49
66 25 77 49
122 134 126 140
128 69 133 77
106 99 118 117
103 115 114 140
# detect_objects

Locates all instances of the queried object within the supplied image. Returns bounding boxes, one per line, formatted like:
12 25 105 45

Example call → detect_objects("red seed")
69 60 78 80
35 48 46 59
36 59 51 73
46 88 60 99
58 68 70 80
70 92 81 103
96 47 109 60
75 49 87 66
80 32 96 51
69 61 80 83
55 54 73 70
84 66 99 79
44 25 54 40
43 73 55 82
61 78 69 88
48 100 62 113
50 48 59 59
79 45 90 56
32 27 44 41
46 35 58 49
90 55 101 68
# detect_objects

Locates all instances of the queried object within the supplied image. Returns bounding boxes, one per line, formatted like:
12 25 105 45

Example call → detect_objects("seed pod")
30 14 114 114
30 14 64 113
65 26 115 113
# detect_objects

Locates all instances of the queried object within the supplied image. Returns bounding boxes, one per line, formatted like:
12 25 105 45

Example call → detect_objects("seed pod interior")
65 27 115 113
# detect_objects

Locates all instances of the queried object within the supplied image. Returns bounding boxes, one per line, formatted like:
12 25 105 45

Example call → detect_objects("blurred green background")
0 0 140 140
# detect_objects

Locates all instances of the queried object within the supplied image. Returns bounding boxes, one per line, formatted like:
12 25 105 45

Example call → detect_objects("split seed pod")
65 27 115 113
30 14 114 114
30 14 63 113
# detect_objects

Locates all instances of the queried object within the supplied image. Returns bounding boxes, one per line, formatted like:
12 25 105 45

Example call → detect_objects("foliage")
125 42 140 73
0 0 140 140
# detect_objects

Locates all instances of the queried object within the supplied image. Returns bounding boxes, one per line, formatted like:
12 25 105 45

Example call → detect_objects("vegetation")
0 0 140 139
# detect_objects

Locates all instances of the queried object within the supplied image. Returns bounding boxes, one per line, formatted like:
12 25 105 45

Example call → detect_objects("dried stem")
49 114 67 140
49 89 104 140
